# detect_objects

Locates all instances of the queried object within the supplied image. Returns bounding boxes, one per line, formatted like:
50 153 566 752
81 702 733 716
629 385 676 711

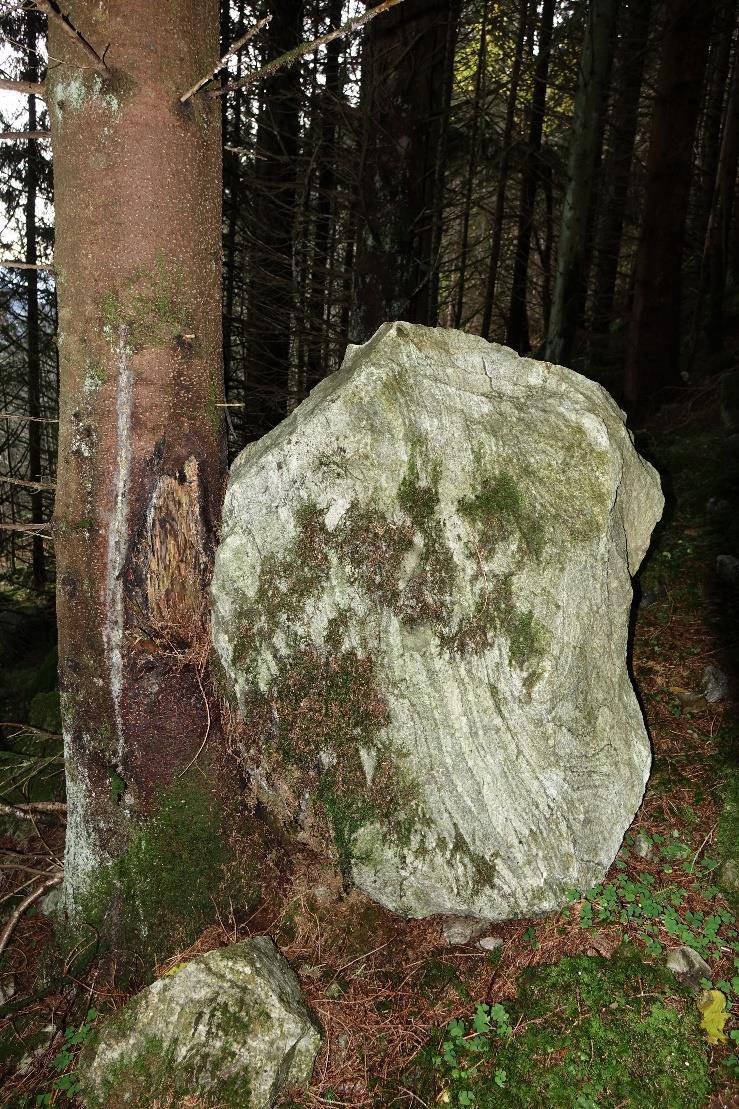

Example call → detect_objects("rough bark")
544 0 619 366
506 0 555 354
47 1 228 934
244 0 303 440
350 0 461 342
624 0 716 409
591 0 652 334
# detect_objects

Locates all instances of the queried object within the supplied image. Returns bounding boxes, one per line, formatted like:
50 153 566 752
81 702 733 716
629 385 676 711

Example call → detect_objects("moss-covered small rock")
77 937 321 1108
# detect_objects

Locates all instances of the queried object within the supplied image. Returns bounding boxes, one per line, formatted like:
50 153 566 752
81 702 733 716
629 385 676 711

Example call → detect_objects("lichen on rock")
212 322 664 921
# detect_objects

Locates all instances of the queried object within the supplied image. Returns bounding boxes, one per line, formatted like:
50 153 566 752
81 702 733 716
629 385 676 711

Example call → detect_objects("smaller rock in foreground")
78 937 321 1108
442 915 491 945
701 664 729 704
665 945 712 994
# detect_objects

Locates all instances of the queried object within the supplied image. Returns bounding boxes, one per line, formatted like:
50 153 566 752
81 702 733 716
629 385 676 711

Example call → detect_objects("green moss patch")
413 945 709 1107
66 777 246 971
101 258 192 351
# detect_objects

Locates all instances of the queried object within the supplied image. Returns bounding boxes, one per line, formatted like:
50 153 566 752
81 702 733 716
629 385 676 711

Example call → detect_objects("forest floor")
0 371 738 1108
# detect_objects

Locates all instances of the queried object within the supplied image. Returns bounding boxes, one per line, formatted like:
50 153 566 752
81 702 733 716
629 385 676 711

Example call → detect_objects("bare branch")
32 0 107 75
0 522 52 536
0 412 58 422
0 721 62 740
180 14 272 104
212 0 406 97
0 875 63 958
0 78 45 97
0 801 66 821
0 475 55 491
0 130 51 141
0 259 54 271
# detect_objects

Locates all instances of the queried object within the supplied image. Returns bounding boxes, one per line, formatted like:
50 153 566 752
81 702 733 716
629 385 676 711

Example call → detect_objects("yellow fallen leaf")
436 1090 450 1104
163 961 189 977
697 989 729 1045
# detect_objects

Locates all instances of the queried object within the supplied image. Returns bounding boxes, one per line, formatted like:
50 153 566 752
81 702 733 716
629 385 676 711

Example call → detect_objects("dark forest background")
1 0 738 591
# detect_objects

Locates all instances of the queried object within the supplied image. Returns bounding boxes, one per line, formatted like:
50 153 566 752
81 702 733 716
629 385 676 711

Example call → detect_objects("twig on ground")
0 875 62 959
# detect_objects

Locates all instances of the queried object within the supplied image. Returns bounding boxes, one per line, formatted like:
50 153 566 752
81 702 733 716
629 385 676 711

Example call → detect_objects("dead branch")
32 0 107 75
0 522 53 538
213 0 406 97
0 412 59 422
0 475 55 491
0 723 62 741
0 875 62 959
0 78 45 97
180 14 272 103
0 259 53 271
0 130 51 141
0 801 67 821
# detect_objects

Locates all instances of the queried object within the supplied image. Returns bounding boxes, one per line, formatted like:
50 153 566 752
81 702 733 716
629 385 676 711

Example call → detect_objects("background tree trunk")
545 0 619 366
591 0 652 334
244 0 303 439
624 0 716 409
506 0 555 354
480 0 529 340
24 8 45 593
48 0 229 945
350 0 461 342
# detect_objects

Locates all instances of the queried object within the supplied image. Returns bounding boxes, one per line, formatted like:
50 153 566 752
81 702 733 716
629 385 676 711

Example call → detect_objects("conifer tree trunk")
47 0 229 940
706 25 739 350
624 0 715 408
350 0 461 341
591 0 652 334
25 8 45 592
481 0 528 340
506 0 555 354
244 0 303 439
544 0 618 366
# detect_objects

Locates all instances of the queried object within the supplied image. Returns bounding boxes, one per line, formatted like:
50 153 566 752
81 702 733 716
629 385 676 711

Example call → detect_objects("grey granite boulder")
77 937 321 1108
212 323 664 921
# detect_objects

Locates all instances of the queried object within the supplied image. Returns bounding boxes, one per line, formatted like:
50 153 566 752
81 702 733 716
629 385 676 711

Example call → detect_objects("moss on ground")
409 945 709 1107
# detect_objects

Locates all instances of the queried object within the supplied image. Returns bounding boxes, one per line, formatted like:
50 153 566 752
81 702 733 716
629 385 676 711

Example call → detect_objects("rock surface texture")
77 937 321 1108
212 323 664 920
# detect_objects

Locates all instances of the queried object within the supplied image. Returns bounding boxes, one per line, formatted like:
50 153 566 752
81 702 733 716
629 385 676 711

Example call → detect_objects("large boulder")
212 323 663 920
77 937 321 1107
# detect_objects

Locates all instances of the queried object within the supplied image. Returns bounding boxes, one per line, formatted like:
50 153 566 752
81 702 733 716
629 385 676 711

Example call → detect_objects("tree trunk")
244 0 303 440
480 0 528 340
25 8 45 592
454 0 489 328
624 0 715 409
506 0 555 354
706 20 739 350
47 0 230 953
544 0 619 366
350 0 461 342
305 0 343 394
591 0 652 334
